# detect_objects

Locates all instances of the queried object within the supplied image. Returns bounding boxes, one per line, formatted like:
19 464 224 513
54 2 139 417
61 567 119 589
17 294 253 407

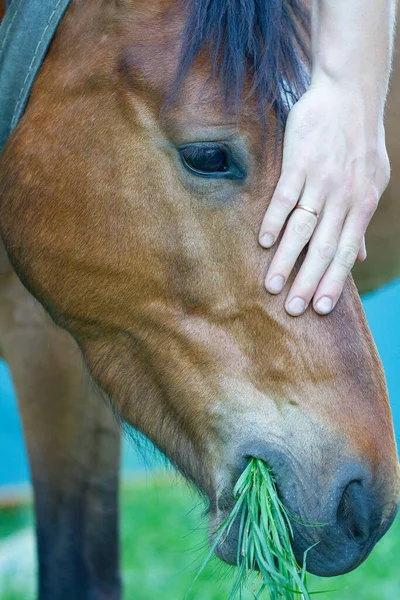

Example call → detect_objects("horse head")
0 0 398 577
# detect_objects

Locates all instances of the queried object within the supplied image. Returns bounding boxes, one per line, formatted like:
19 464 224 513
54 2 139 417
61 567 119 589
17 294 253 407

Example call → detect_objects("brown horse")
0 1 399 599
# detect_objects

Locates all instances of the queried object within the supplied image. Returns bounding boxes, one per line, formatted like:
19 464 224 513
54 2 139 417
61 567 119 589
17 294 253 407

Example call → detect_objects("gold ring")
294 204 319 219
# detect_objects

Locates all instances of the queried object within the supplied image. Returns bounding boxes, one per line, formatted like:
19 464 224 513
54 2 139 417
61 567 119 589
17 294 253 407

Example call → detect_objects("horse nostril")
336 480 371 545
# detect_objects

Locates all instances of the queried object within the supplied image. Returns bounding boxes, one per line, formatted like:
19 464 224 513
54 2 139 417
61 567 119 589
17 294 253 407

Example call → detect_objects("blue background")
1 279 399 487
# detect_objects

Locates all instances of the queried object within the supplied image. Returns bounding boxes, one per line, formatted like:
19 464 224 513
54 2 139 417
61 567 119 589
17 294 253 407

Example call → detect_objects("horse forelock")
173 0 311 126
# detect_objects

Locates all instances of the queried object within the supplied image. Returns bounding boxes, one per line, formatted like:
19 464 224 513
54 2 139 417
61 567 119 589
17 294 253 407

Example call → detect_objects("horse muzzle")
211 441 399 577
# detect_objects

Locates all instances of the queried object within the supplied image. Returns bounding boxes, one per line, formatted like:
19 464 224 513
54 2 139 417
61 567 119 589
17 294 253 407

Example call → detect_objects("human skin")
259 0 397 316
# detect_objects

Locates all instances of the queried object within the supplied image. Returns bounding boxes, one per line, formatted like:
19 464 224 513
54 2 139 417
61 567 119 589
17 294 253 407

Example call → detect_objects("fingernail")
287 297 306 316
267 275 285 294
259 233 275 248
315 296 333 314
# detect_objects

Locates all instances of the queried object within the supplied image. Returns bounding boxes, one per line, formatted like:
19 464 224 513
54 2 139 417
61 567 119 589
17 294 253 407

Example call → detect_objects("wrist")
310 0 396 116
309 70 387 119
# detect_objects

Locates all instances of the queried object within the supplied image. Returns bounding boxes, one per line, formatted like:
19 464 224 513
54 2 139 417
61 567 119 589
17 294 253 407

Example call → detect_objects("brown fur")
0 0 399 595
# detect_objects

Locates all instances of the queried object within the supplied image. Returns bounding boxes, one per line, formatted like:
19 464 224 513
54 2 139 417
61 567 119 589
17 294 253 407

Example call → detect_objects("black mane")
175 0 311 128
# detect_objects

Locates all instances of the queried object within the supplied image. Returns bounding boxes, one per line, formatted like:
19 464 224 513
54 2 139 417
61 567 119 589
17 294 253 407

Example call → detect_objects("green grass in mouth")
193 458 315 599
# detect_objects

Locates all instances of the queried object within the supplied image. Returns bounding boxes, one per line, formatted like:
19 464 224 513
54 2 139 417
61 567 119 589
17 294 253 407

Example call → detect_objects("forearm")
311 0 397 114
260 1 396 316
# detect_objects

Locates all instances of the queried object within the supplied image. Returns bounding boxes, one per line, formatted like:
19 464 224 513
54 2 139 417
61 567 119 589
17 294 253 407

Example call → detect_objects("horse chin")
208 506 241 567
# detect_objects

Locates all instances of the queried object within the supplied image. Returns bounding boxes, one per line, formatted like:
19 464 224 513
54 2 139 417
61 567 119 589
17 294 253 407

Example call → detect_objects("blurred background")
0 278 399 599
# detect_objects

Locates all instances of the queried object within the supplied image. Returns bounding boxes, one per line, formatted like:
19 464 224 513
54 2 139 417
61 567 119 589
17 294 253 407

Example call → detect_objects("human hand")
258 80 390 316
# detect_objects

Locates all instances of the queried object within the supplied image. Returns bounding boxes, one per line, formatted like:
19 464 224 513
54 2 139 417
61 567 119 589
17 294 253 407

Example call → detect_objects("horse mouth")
210 448 399 578
210 495 398 577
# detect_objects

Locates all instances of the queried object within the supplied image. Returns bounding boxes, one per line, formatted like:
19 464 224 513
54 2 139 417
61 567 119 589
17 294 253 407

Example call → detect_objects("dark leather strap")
0 0 71 156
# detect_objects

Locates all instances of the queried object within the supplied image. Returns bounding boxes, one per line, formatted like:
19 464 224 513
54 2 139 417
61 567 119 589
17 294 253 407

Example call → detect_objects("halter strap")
0 0 71 156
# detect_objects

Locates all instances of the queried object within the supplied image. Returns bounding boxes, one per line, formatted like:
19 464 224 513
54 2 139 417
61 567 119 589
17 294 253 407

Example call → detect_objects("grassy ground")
1 473 399 599
0 505 32 541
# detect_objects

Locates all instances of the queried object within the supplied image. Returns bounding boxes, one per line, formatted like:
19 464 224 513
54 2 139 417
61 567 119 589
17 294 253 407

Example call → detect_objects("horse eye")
181 145 228 175
179 143 245 179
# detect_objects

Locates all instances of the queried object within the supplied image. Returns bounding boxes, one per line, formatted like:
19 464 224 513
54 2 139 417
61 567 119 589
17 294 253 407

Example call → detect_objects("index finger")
259 170 305 248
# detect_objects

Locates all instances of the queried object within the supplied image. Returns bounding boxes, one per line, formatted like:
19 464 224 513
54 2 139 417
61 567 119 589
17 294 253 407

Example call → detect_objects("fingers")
312 189 378 315
264 210 317 296
312 235 364 314
267 184 378 317
283 205 345 315
264 182 325 299
357 236 367 261
259 170 305 248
